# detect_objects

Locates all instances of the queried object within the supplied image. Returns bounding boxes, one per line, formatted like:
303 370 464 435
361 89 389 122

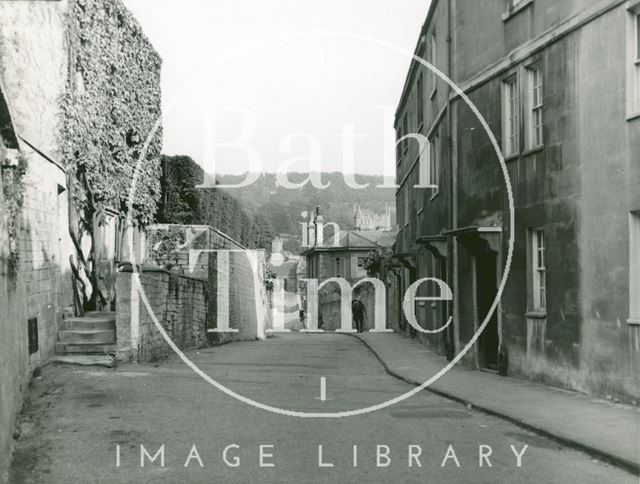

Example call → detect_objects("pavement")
9 333 637 483
353 332 640 475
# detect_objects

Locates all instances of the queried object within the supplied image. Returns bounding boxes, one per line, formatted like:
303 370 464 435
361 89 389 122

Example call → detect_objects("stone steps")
48 354 115 368
59 317 115 331
56 312 116 358
58 329 115 344
54 343 117 355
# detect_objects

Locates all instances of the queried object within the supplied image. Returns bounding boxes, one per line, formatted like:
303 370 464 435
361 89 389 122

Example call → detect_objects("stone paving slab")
353 332 640 475
47 355 116 368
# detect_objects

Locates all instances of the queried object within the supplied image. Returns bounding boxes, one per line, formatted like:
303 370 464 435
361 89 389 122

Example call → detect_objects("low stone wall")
116 267 207 362
206 250 272 344
116 255 271 362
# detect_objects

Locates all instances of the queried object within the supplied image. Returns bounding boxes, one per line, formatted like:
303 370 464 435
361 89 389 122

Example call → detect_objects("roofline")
394 0 443 124
301 245 385 256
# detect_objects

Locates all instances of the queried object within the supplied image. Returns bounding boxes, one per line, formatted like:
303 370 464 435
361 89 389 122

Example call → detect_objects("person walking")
352 299 366 333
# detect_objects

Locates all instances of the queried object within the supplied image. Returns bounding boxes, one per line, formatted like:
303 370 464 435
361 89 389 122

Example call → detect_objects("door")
476 252 499 370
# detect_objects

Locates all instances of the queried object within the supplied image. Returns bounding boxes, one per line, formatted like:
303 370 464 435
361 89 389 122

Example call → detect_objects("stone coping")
117 262 208 283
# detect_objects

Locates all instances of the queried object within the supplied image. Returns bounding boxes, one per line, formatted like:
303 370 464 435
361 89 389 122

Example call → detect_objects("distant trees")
157 155 275 249
215 172 396 236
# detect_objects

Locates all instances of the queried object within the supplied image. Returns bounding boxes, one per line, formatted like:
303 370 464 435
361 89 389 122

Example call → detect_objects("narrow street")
10 334 634 484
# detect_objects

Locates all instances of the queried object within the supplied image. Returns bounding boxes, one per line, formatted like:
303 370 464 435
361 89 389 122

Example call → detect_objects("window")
417 74 424 128
527 66 543 148
503 76 520 156
628 7 640 116
357 257 365 268
404 186 410 227
335 257 343 277
429 33 437 96
396 125 403 164
429 133 439 199
402 113 409 153
503 0 534 21
636 11 640 60
629 212 640 325
531 229 546 311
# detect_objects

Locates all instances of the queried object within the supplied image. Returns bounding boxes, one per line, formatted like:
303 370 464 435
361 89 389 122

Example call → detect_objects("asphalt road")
10 333 635 483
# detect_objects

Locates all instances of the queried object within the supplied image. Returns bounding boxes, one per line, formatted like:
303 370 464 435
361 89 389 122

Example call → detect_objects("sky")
123 0 430 176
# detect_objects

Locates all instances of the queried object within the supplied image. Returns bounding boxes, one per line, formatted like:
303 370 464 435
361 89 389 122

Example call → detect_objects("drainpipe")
446 0 459 361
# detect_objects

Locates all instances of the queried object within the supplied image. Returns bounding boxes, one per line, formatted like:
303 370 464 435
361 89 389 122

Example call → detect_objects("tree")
363 247 394 278
157 155 276 249
60 0 162 311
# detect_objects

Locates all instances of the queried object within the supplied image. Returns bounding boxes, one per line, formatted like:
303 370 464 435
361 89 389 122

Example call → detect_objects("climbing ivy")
58 0 163 309
146 227 186 271
0 148 27 278
363 247 394 278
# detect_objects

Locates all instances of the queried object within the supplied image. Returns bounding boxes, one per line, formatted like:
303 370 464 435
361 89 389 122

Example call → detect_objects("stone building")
303 229 395 332
0 1 161 480
305 229 396 283
393 0 640 403
353 203 394 231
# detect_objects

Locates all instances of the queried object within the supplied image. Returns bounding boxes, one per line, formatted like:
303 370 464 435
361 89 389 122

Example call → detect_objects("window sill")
626 111 640 122
502 0 534 22
526 311 547 319
523 145 544 156
627 318 640 326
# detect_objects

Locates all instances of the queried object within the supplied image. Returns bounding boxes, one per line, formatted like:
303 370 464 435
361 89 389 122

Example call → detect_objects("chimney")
316 215 324 246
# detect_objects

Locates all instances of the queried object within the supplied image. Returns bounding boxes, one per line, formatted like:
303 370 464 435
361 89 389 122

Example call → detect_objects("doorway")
475 252 499 371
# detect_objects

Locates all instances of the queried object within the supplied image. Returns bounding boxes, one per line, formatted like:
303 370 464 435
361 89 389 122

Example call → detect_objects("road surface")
10 333 635 483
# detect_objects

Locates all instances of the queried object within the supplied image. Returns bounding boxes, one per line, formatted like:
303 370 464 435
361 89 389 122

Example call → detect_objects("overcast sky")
123 0 430 176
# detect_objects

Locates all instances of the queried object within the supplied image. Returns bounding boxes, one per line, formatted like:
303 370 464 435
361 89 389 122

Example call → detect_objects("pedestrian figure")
352 299 366 333
298 306 308 333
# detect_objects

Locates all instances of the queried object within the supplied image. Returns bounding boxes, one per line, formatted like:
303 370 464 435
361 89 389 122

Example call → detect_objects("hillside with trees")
216 172 396 236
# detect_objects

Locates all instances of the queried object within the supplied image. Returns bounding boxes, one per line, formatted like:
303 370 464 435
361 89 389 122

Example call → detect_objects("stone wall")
0 162 29 484
0 0 163 479
116 267 208 362
144 224 246 279
0 4 72 480
207 250 271 344
0 0 74 368
116 249 272 362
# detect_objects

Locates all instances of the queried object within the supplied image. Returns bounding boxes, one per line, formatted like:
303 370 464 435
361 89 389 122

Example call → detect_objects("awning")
443 226 502 254
416 235 447 258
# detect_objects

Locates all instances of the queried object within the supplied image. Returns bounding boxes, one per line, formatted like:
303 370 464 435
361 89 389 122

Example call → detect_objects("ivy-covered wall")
61 0 162 227
58 0 163 310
